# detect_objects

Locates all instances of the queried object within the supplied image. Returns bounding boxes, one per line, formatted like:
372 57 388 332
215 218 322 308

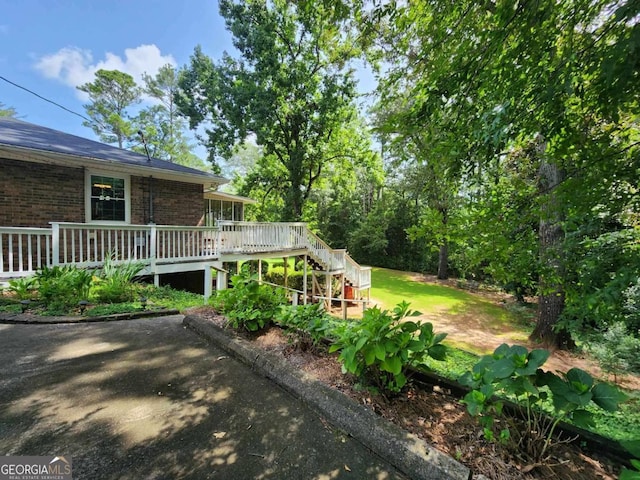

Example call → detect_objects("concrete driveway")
0 315 405 479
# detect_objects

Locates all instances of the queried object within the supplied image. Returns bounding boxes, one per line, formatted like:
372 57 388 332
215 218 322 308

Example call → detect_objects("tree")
177 0 361 220
362 0 640 348
134 64 203 167
0 102 17 118
78 69 141 148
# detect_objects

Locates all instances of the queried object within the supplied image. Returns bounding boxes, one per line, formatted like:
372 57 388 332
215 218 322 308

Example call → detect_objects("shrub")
328 301 447 394
275 303 336 349
244 259 269 276
92 255 144 304
35 265 93 314
460 343 628 464
264 267 305 291
587 322 640 381
212 266 287 332
7 276 38 300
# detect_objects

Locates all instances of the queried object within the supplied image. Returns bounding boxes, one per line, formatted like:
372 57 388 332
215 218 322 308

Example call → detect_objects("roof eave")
0 143 228 187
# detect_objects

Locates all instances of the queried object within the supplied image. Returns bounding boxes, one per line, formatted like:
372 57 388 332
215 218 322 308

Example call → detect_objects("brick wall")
0 158 205 227
0 158 85 227
131 176 204 226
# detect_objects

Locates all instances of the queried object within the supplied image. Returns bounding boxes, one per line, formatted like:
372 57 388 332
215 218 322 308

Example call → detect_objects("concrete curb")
184 315 472 480
0 309 180 324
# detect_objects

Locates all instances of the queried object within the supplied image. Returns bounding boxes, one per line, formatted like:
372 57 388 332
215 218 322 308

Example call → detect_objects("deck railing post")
51 223 60 266
149 224 157 273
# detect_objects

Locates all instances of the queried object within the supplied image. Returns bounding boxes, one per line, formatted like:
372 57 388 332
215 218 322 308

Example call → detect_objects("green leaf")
491 357 516 379
566 368 594 393
591 383 628 412
355 336 368 352
527 349 550 369
458 371 478 388
493 343 511 358
407 339 425 351
402 321 419 333
619 468 640 480
433 332 448 344
374 343 387 361
621 440 640 459
364 348 376 366
571 409 595 429
428 344 447 361
381 356 403 375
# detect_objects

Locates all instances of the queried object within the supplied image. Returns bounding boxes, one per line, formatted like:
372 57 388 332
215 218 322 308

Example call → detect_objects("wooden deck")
0 221 371 299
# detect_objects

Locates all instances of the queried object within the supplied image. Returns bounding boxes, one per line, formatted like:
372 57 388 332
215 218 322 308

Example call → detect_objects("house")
0 118 370 307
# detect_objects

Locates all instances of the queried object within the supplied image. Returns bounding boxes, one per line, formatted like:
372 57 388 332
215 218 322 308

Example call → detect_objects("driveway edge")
184 314 472 480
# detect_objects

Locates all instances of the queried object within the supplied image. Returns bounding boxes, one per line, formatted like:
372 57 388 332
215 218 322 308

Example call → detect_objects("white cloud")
34 44 176 98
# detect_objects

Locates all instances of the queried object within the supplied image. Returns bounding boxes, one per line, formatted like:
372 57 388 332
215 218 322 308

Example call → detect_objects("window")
233 202 244 221
222 201 233 220
86 172 130 223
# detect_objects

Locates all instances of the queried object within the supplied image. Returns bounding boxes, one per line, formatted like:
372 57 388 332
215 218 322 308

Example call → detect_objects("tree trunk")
437 242 449 280
530 150 573 349
437 207 449 280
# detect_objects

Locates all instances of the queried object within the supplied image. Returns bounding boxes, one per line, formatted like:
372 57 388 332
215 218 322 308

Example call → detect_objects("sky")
0 0 375 158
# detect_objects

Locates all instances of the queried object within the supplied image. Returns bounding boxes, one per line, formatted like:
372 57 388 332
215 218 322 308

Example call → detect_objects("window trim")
85 170 131 224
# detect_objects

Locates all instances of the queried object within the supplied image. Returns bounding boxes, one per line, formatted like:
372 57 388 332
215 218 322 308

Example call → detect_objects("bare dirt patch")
190 307 623 480
385 274 640 391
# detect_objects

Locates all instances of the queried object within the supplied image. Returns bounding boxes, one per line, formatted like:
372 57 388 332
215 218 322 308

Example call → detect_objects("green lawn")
369 267 535 352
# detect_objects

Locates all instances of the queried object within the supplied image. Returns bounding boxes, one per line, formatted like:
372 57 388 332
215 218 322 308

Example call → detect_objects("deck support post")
217 270 227 291
51 223 60 266
341 273 347 320
258 259 262 283
303 255 308 305
204 267 213 301
154 274 160 287
283 256 288 288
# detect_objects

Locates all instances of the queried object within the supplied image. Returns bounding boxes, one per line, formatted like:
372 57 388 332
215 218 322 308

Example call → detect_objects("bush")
275 303 336 349
212 266 287 332
459 343 628 463
7 277 38 300
35 265 93 314
92 255 144 304
244 259 269 276
328 301 447 394
264 267 305 291
587 322 640 380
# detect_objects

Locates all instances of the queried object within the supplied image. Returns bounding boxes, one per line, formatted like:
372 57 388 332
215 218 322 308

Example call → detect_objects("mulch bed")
190 307 621 480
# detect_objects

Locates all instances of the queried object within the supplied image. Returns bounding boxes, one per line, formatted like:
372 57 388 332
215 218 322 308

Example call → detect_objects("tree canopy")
176 0 365 220
78 67 206 169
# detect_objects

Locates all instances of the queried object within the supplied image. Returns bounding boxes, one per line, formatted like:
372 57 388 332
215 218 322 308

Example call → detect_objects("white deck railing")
0 227 52 278
1 222 371 289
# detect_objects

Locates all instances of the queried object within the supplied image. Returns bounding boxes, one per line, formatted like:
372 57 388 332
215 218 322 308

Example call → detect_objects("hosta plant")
460 343 628 464
329 301 447 394
212 266 286 332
